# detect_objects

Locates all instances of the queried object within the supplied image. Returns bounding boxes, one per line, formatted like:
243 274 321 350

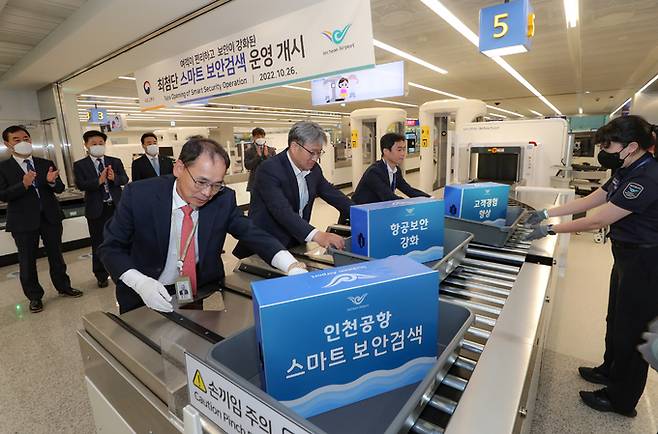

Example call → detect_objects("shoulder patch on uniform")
623 182 644 199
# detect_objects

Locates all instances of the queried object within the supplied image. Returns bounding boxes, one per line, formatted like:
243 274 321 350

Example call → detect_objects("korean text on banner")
135 0 375 109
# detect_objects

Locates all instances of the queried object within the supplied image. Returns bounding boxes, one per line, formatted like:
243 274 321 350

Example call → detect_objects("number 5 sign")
479 0 535 57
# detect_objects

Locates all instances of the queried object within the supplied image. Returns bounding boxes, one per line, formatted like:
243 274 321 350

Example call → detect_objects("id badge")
175 275 194 303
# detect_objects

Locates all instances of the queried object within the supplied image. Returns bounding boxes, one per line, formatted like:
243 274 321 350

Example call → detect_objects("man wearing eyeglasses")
100 138 307 314
234 121 353 258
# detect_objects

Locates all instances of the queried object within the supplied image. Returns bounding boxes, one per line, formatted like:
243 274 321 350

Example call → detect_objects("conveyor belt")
222 205 549 433
410 222 534 433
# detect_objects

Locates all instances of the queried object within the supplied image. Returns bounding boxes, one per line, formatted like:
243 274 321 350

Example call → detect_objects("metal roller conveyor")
454 265 517 282
412 419 445 434
466 246 526 265
77 192 566 434
454 356 477 372
449 271 515 288
428 395 458 414
473 314 497 328
460 257 520 274
442 278 512 297
467 326 492 341
440 286 507 307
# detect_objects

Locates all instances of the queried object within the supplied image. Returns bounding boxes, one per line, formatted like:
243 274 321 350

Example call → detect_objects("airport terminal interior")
1 0 658 433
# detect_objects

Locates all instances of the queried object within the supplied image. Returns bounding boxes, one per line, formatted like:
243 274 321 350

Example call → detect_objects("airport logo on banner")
322 24 352 45
135 0 375 109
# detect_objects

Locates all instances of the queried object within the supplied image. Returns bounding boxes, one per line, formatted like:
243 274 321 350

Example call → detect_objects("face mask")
255 138 266 146
145 144 159 156
89 145 106 158
13 141 32 156
597 147 630 170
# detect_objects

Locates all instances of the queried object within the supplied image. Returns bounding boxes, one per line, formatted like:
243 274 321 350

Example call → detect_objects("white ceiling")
9 0 657 125
0 0 86 75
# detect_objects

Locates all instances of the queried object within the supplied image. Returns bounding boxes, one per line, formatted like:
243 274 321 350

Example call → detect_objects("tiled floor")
0 172 656 433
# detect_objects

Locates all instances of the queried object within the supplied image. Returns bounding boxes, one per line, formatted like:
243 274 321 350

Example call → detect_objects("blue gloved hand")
525 209 549 226
638 331 658 371
523 225 550 241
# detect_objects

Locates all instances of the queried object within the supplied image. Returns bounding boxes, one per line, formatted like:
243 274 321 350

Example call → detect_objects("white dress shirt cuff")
120 268 148 289
271 250 298 273
305 228 319 243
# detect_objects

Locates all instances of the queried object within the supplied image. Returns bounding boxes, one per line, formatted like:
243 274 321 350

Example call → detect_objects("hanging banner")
135 0 375 109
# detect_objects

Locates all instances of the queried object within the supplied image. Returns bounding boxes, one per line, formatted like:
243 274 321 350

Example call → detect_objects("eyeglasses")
295 142 325 160
185 165 225 194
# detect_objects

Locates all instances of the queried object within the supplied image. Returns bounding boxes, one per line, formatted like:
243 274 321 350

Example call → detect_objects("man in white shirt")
0 125 82 313
131 132 174 181
73 130 128 288
100 137 306 314
234 121 353 259
352 132 430 205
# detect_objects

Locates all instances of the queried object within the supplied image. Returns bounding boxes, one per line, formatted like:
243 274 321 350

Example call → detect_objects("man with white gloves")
100 137 307 314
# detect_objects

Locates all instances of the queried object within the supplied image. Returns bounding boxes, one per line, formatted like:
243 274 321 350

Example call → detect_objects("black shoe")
579 389 637 417
578 366 610 386
97 278 109 288
29 299 43 313
59 287 83 298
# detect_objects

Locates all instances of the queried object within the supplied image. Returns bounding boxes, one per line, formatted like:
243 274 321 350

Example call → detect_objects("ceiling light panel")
373 39 448 74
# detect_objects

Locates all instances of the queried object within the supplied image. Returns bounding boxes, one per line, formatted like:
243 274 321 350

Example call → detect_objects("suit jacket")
131 154 174 182
352 160 430 205
244 143 276 191
100 175 285 311
234 149 353 257
0 156 65 232
74 156 128 220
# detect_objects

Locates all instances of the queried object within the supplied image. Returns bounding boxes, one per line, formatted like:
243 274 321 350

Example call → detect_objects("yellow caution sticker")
420 126 430 148
351 129 358 149
193 369 207 393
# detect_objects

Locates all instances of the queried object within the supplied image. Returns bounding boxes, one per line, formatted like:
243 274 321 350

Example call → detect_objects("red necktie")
180 205 197 296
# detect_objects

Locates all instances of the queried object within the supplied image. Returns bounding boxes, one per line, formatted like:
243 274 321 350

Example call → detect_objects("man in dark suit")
100 138 306 314
244 127 276 191
0 125 82 313
131 132 174 181
74 130 129 288
352 132 430 205
234 121 353 258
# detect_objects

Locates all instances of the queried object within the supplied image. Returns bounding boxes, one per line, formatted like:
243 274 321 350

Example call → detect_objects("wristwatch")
547 224 556 235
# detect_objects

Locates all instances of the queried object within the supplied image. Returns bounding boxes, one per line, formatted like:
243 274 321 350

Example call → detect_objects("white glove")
120 269 173 312
288 266 308 276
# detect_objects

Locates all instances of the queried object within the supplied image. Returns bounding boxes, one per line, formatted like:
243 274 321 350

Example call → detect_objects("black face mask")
597 148 627 170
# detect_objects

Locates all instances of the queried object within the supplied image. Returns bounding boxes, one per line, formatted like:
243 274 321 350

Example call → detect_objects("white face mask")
145 144 159 156
13 141 32 156
255 138 266 146
89 145 105 158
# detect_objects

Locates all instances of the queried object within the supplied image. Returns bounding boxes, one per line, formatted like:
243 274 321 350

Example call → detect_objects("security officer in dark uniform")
525 115 658 417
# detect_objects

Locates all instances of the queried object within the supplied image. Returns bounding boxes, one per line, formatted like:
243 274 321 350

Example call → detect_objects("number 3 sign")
479 0 535 57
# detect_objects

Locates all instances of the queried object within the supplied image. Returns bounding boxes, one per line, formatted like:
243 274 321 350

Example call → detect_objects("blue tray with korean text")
206 300 474 434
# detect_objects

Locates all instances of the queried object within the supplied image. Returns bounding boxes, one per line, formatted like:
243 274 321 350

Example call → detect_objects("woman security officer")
524 115 658 417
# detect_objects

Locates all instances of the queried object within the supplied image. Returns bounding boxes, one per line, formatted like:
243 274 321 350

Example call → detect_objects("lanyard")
608 156 652 199
176 215 198 273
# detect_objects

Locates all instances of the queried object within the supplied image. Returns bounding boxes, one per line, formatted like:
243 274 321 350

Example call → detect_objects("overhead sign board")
86 108 108 124
135 0 375 109
310 61 405 106
479 0 535 57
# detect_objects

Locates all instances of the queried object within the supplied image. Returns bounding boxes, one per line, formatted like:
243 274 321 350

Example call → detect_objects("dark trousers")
598 244 658 412
11 216 71 301
87 203 114 281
